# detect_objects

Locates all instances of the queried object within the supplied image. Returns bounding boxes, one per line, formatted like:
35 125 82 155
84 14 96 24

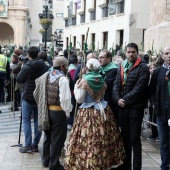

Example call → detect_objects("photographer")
13 55 29 74
16 46 49 153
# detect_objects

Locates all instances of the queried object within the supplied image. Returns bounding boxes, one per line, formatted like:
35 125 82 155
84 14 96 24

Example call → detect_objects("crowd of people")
0 43 169 170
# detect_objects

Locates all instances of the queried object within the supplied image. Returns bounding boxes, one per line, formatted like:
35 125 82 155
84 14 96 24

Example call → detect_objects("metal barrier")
142 104 157 136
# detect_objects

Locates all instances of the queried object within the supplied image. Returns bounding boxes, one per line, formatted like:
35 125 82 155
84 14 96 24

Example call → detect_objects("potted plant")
39 18 53 29
39 29 45 35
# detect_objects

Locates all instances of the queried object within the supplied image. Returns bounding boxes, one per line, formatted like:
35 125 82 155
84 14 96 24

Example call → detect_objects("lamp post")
39 2 54 52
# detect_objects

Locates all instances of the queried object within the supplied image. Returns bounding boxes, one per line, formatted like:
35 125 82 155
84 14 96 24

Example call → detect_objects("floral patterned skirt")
64 106 125 170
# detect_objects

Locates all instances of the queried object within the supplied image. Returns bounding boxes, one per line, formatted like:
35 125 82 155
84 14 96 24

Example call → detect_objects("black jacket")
16 58 49 104
113 59 150 110
100 68 118 113
149 66 170 122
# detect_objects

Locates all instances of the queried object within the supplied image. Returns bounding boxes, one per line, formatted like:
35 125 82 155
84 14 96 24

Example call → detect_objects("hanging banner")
108 0 116 15
77 0 81 9
68 0 73 25
0 0 8 17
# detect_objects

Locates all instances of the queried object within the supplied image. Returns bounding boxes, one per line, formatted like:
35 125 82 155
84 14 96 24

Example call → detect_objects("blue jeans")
157 118 170 170
22 100 41 146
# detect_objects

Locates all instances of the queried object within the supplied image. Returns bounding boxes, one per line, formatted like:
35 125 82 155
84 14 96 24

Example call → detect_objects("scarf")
49 69 65 83
162 63 170 76
122 59 134 84
68 64 77 71
99 62 118 74
83 71 104 92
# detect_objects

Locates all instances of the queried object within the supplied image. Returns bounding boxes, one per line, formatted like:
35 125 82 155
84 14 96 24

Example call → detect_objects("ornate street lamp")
39 1 54 52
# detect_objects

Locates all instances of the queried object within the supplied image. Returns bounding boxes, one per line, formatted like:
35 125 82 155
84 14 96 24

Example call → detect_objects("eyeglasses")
98 56 107 60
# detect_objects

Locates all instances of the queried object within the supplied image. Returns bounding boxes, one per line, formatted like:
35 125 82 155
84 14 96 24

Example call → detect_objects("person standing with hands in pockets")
150 45 170 170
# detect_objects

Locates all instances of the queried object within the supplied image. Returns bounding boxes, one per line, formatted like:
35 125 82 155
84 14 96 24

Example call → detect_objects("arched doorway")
0 22 14 47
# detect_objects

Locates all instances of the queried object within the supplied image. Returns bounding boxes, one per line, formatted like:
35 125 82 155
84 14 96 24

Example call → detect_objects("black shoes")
19 145 39 153
9 107 19 111
147 135 157 139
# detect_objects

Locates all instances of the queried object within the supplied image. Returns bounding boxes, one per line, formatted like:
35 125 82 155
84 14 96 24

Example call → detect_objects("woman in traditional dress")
65 58 125 170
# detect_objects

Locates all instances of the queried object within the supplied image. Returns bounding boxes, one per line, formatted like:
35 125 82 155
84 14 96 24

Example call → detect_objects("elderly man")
34 57 72 170
113 43 150 170
150 45 170 170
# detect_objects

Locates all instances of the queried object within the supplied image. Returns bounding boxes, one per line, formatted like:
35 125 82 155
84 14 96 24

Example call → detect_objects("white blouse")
59 77 73 117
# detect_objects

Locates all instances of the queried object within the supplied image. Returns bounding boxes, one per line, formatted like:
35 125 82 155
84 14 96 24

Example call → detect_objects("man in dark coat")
150 45 170 170
16 46 49 153
113 43 150 170
98 50 119 119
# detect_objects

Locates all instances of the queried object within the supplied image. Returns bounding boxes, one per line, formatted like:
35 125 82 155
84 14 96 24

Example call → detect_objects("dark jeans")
22 100 41 146
157 118 170 170
42 110 67 170
0 79 5 103
117 108 144 170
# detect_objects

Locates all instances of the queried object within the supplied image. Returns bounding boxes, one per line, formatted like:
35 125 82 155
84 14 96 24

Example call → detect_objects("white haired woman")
65 58 125 170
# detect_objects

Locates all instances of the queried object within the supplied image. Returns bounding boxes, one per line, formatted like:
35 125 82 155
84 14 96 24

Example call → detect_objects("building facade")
144 0 170 53
63 0 150 53
0 0 65 48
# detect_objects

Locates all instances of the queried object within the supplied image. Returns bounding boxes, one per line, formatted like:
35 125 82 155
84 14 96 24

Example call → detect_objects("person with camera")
16 46 49 153
10 53 21 111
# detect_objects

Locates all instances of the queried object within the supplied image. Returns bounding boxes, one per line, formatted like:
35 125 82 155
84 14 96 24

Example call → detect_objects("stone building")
63 0 150 52
144 0 170 53
0 0 64 47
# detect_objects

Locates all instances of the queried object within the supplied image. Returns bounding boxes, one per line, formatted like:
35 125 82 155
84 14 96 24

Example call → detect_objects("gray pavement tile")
2 160 23 167
21 168 42 170
0 166 22 170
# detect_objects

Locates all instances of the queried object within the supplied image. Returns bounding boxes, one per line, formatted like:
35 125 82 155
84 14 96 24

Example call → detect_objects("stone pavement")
0 104 162 170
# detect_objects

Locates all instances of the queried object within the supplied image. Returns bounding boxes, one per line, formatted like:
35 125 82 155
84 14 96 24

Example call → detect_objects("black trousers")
0 79 5 103
117 108 144 170
42 110 67 170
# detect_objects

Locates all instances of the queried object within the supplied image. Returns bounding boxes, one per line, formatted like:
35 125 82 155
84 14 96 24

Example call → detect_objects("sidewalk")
0 104 161 170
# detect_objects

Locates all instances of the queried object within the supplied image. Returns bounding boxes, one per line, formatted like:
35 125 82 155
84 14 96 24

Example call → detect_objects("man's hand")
118 99 125 108
168 119 170 126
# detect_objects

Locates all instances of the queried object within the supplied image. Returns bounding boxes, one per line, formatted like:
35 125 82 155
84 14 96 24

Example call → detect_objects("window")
72 18 76 25
66 37 69 48
102 6 108 17
56 13 64 17
116 29 124 48
89 0 96 21
80 14 85 23
65 20 68 27
92 33 95 43
115 0 124 14
103 32 108 49
91 33 95 50
102 0 108 18
82 35 85 51
73 36 76 48
90 11 96 20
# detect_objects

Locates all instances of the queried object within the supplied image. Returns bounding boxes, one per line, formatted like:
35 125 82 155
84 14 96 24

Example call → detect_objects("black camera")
19 55 29 62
